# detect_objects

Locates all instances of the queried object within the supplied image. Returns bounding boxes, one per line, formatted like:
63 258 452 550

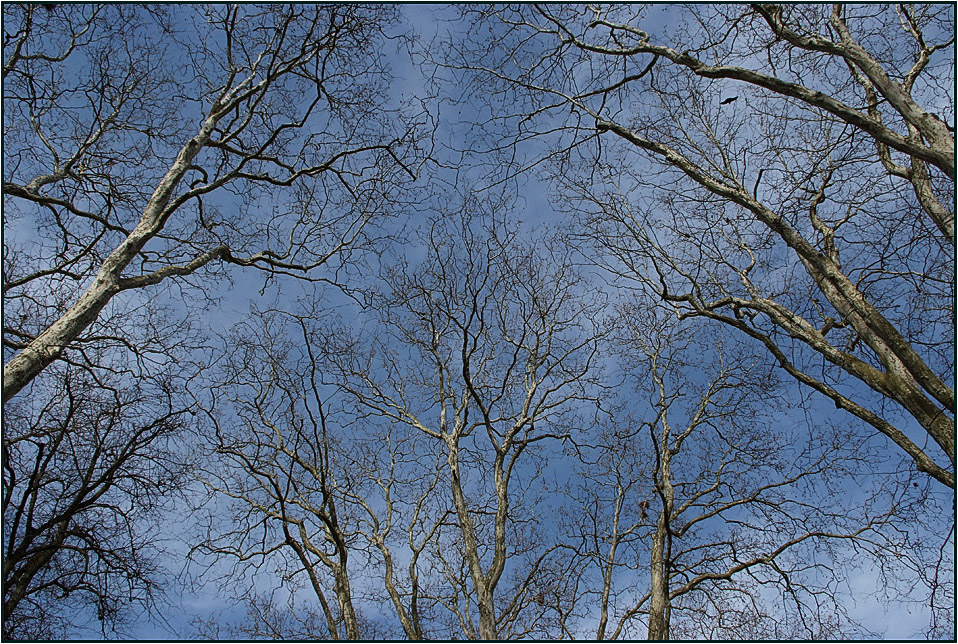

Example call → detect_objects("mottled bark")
647 511 670 641
648 405 675 641
447 442 499 640
2 117 217 401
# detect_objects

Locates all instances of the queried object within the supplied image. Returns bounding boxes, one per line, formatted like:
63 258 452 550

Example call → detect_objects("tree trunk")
649 428 674 641
335 569 361 640
2 98 227 402
476 586 498 640
648 506 671 640
447 442 498 639
379 540 421 639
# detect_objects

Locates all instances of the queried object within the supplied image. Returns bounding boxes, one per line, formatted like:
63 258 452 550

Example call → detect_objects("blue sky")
3 4 953 642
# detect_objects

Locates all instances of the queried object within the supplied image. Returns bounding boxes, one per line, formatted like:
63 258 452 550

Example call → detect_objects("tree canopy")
3 4 954 640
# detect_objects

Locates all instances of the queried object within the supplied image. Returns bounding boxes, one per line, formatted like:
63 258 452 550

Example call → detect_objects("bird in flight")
720 96 738 105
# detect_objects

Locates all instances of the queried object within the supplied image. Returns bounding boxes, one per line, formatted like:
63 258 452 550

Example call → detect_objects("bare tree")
189 310 364 640
330 390 450 641
3 3 427 401
9 5 950 638
189 252 950 640
450 4 954 487
3 4 427 635
2 342 192 638
549 303 926 640
318 193 607 639
191 297 478 640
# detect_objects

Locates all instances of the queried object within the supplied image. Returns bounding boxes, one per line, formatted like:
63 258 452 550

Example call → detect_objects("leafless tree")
3 3 428 401
190 295 464 641
450 4 954 487
8 5 950 638
3 4 429 635
2 338 192 638
548 302 930 640
328 386 450 640
188 191 607 639
190 262 950 640
188 309 365 640
316 192 607 639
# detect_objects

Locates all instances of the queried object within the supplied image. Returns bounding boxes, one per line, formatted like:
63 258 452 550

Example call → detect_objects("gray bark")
2 97 231 401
